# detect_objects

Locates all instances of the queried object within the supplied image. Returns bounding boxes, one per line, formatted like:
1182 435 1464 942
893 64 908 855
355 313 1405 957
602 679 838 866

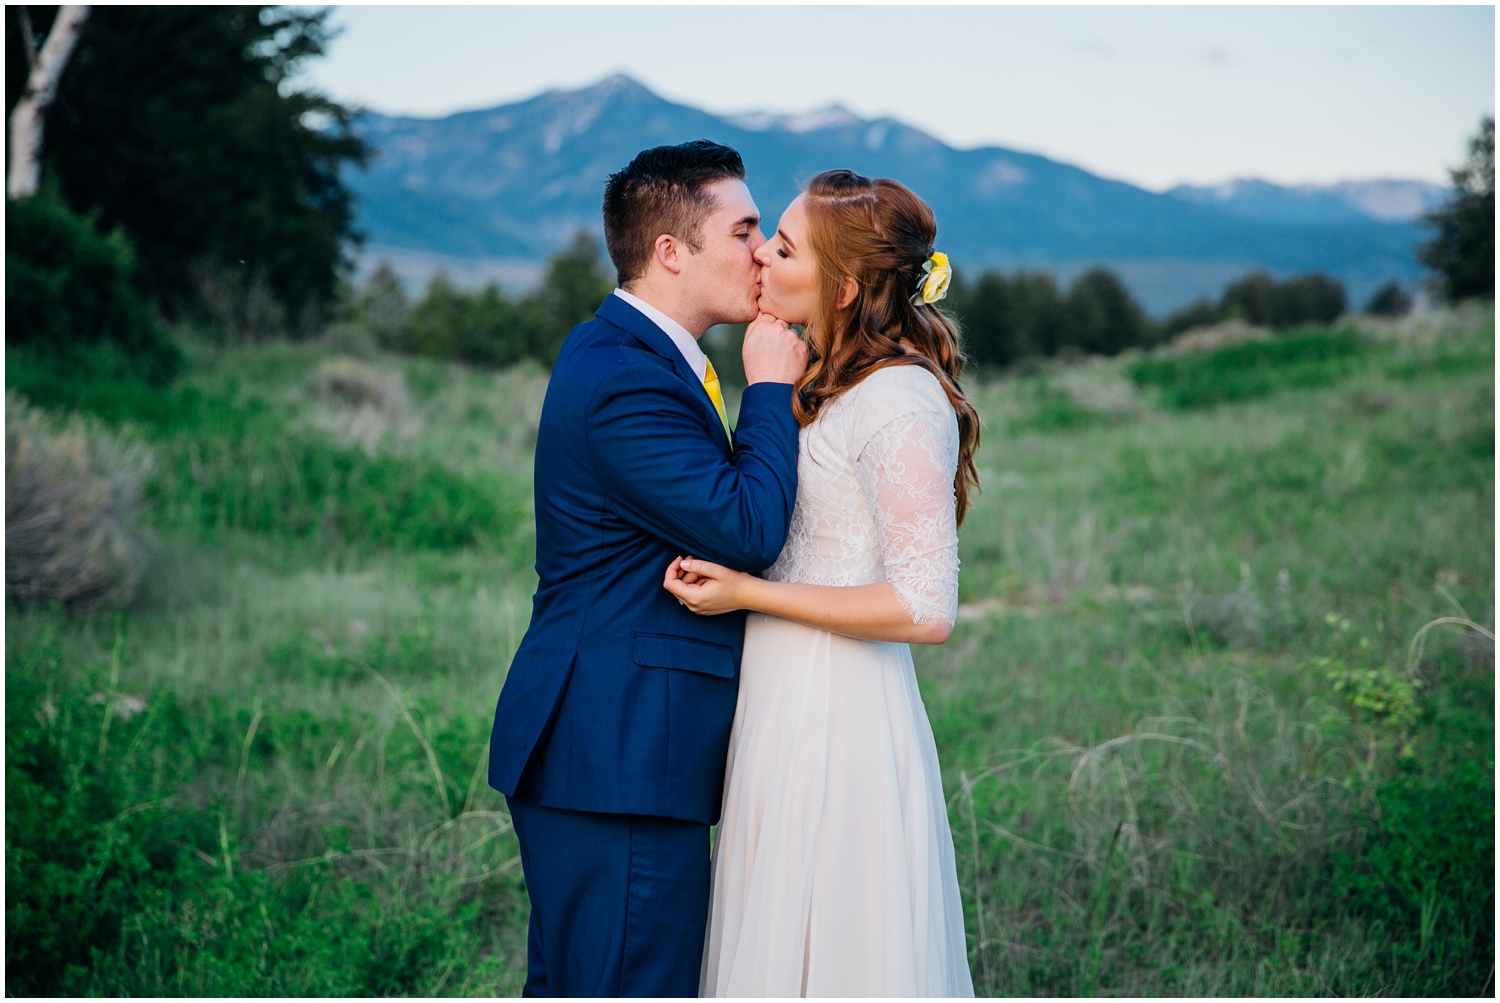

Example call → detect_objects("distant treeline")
944 267 1379 369
359 245 1401 376
352 234 613 369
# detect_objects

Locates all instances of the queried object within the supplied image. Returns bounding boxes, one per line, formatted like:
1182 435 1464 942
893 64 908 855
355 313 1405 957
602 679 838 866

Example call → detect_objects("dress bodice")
762 364 961 625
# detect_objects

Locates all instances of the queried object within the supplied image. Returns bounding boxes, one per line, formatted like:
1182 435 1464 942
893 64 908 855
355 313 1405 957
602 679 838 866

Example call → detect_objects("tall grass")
6 308 1493 995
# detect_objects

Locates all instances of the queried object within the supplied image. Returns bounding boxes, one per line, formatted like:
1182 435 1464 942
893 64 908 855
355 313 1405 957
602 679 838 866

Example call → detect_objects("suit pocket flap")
632 632 735 678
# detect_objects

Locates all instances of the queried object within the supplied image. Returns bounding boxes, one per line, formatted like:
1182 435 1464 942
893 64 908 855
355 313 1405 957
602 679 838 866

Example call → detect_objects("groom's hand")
743 312 807 385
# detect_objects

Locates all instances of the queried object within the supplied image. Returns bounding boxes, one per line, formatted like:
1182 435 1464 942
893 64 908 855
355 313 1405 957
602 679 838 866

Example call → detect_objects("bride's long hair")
795 169 981 524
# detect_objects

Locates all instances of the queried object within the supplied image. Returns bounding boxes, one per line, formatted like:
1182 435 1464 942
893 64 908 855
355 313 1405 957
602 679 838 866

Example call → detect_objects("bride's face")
753 195 819 326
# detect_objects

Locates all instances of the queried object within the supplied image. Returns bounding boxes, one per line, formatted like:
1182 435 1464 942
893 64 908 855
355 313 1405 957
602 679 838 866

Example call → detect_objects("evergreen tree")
5 6 368 328
1064 268 1151 355
1419 117 1495 303
1365 280 1413 318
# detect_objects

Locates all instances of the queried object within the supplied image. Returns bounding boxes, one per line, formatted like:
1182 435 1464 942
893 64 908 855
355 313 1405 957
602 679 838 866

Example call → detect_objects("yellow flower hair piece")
911 251 952 306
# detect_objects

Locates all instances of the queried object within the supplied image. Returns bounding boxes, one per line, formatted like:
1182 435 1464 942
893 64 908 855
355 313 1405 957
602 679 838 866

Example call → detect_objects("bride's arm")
664 560 950 644
663 401 961 645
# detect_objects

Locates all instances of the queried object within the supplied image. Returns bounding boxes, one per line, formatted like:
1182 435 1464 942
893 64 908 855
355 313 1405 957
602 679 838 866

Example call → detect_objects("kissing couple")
488 140 980 997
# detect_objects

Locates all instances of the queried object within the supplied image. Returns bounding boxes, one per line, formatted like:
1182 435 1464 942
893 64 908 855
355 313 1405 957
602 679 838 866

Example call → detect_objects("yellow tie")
703 359 731 443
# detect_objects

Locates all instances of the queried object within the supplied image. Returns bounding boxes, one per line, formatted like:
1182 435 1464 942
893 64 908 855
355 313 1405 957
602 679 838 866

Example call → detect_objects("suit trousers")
506 795 711 997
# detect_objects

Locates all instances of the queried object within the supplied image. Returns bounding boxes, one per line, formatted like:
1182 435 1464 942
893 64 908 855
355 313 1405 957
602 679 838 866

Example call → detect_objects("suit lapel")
595 295 732 456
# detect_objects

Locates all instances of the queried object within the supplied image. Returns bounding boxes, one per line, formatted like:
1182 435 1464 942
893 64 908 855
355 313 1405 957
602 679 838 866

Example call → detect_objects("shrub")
306 356 415 456
1365 280 1414 318
1128 327 1366 409
307 356 411 414
5 393 153 612
5 193 180 383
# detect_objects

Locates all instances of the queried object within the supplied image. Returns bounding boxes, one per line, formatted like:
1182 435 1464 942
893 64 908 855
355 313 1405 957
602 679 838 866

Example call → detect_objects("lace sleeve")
854 407 961 626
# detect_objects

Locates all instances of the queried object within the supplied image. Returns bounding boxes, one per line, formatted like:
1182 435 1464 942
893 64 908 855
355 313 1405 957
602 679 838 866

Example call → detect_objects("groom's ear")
653 233 684 276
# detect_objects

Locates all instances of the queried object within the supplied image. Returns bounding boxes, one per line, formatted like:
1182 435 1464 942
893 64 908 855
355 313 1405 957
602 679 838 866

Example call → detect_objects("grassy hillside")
6 306 1493 995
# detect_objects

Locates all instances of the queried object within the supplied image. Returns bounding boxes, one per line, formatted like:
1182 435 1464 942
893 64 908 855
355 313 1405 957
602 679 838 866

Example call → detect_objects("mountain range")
345 74 1450 315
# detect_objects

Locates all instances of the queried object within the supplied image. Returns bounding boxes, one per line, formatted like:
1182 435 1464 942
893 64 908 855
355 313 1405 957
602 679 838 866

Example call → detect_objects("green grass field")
7 306 1494 995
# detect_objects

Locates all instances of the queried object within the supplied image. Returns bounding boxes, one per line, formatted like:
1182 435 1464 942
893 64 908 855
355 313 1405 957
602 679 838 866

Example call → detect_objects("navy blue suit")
488 294 800 996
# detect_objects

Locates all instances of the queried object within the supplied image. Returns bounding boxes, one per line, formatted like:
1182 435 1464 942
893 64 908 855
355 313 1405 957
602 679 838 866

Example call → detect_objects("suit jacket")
488 294 800 824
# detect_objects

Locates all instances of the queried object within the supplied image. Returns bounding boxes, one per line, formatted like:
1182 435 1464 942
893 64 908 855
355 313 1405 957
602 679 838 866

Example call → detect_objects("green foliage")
5 192 180 383
1163 271 1350 336
1419 116 1495 303
397 275 528 368
5 621 521 996
1331 620 1495 997
1127 327 1365 409
7 343 528 556
1006 382 1108 434
364 233 614 369
149 428 524 552
1064 268 1153 356
1311 613 1423 771
1221 271 1347 329
949 266 1153 366
6 6 368 326
6 345 205 429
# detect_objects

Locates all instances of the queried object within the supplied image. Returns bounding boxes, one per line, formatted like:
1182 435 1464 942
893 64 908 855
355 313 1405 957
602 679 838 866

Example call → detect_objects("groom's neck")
621 279 706 339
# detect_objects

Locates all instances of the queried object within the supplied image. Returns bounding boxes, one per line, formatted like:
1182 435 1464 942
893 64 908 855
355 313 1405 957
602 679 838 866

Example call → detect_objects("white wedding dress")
702 364 975 998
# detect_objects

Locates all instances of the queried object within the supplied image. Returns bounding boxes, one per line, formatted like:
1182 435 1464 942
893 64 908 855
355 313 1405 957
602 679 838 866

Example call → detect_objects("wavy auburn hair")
796 170 981 524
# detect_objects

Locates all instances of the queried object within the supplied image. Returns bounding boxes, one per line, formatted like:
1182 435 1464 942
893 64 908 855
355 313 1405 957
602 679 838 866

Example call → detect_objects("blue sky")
301 4 1495 191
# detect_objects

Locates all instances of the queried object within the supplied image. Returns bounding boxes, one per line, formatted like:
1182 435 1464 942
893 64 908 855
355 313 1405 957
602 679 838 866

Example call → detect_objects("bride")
664 169 980 997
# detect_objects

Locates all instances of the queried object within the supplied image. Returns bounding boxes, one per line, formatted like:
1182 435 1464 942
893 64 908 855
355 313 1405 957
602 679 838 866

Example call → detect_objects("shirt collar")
612 288 707 382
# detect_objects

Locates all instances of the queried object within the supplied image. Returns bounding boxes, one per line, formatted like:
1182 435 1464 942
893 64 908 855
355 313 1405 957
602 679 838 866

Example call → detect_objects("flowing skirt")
701 613 974 997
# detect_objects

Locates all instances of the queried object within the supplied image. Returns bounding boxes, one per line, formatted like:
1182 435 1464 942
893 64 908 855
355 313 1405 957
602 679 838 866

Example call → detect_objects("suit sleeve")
585 365 799 571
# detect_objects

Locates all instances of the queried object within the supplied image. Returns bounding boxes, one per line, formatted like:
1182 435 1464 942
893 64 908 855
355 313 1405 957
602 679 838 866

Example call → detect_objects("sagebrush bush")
307 355 410 413
5 393 153 612
306 356 415 454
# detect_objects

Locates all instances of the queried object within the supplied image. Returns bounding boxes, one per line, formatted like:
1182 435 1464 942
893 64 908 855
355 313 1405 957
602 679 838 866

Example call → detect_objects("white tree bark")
8 5 91 201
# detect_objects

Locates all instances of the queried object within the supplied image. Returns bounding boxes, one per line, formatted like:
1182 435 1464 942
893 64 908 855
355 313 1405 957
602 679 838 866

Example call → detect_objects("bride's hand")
664 556 752 615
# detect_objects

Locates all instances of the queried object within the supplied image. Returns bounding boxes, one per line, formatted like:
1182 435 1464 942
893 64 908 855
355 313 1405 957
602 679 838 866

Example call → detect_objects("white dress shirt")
612 288 708 382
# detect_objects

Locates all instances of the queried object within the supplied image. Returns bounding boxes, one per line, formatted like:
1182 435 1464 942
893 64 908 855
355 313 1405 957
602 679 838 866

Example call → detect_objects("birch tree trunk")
8 5 91 201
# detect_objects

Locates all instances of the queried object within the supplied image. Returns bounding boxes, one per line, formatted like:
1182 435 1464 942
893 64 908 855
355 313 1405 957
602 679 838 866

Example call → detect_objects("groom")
487 141 807 997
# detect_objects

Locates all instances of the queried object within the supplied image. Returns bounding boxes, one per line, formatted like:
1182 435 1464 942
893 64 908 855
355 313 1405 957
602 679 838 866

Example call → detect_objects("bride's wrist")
734 573 768 614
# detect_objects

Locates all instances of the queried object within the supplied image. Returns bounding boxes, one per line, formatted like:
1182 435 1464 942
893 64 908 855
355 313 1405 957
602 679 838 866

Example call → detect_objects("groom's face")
681 178 765 326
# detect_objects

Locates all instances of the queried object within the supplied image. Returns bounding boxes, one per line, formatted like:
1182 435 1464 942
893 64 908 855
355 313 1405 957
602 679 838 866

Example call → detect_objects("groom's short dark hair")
603 140 747 286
